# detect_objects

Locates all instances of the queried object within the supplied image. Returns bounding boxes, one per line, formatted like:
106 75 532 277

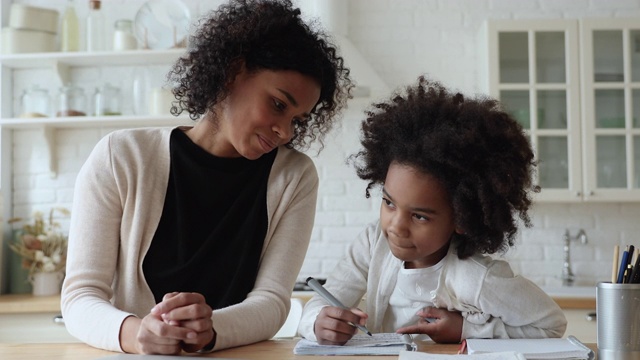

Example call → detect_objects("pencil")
611 245 620 283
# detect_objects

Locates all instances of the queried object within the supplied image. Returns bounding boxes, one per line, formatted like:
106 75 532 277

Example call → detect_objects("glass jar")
56 85 86 117
20 86 51 118
92 83 122 116
113 19 137 51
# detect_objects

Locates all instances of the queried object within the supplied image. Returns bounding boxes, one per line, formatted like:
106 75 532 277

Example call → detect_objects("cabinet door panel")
633 89 640 129
595 89 625 129
538 137 569 189
536 31 566 83
593 30 623 82
632 30 640 82
501 90 531 128
596 135 626 188
499 32 529 83
487 19 581 202
538 90 568 129
581 19 640 201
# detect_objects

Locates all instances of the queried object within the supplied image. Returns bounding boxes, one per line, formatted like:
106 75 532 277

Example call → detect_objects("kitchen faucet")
562 229 588 286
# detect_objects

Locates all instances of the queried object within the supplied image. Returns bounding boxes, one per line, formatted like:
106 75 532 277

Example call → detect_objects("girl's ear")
455 227 465 235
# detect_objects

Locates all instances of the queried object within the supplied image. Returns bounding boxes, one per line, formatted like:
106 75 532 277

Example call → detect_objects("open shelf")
0 49 185 69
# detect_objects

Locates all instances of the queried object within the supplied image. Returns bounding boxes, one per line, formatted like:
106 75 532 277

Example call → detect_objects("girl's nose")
388 212 410 238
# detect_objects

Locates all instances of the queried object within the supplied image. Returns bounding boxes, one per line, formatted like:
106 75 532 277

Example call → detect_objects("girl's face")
380 162 459 269
213 66 321 159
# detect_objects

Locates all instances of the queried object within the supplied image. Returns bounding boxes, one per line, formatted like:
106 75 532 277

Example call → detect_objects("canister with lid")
20 85 51 118
113 19 137 51
92 83 122 116
56 85 86 117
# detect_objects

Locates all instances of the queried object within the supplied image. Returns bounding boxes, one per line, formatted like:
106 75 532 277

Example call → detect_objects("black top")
143 128 277 309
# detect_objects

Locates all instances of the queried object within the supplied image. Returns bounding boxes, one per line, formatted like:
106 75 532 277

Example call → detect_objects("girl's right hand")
313 306 369 345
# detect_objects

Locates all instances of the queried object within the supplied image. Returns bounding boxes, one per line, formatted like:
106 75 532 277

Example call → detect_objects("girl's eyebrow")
382 187 438 215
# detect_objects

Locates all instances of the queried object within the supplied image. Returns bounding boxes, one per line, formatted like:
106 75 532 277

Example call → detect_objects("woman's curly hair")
350 77 539 259
167 0 353 151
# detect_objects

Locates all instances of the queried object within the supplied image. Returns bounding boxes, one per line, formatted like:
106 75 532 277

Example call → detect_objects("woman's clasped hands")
125 292 214 354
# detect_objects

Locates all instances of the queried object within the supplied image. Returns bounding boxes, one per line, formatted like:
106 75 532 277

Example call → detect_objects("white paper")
399 350 527 360
293 333 412 355
466 336 593 360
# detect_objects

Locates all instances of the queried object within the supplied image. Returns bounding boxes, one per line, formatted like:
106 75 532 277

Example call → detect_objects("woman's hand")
313 306 368 345
152 292 215 353
396 306 463 344
119 292 214 354
120 312 189 354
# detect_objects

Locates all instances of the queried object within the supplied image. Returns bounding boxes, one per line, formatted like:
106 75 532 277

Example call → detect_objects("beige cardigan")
61 127 318 352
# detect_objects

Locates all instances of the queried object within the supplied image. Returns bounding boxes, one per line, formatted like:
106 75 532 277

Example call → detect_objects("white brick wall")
5 0 640 290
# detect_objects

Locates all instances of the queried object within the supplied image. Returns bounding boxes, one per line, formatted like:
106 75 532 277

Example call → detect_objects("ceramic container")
9 4 59 34
1 28 56 54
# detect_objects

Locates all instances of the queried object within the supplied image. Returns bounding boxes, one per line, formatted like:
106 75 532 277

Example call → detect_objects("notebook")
293 333 416 355
466 336 594 360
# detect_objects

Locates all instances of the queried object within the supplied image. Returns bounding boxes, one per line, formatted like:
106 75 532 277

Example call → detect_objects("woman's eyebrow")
276 88 311 118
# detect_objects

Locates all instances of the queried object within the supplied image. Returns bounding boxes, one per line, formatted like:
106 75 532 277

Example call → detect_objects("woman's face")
213 67 321 159
380 162 459 269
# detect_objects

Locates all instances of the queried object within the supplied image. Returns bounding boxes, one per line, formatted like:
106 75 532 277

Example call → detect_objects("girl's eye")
413 213 429 222
382 198 395 208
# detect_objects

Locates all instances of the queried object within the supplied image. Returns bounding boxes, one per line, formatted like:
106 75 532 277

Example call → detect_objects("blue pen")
617 247 630 284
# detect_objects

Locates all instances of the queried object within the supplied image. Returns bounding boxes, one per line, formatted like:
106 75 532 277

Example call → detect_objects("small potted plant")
8 207 70 296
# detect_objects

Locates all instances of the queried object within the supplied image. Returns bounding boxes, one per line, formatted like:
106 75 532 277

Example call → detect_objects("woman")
61 0 352 355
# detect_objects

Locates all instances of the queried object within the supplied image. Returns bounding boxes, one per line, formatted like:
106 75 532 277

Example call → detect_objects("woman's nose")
272 119 293 142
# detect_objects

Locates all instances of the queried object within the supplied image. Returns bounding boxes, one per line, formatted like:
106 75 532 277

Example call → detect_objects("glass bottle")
20 86 51 118
92 83 122 116
56 85 87 117
113 19 137 51
86 0 105 52
61 0 79 52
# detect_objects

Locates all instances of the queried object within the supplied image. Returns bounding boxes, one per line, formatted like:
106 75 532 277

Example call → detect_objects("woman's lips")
258 135 276 153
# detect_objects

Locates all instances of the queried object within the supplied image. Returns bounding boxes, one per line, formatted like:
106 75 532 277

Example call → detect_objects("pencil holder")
597 282 640 360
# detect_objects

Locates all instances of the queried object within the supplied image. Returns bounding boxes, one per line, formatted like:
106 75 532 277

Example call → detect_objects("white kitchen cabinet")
484 19 640 202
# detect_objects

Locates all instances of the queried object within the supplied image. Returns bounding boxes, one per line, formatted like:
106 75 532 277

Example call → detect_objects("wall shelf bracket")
42 125 57 178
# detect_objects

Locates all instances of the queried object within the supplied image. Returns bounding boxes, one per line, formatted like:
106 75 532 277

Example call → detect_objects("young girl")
298 77 567 345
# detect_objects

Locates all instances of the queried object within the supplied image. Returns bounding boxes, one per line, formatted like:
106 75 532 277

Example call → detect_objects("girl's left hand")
395 306 463 344
151 292 215 352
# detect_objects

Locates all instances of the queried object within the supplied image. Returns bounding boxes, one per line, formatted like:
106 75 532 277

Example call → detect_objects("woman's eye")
273 99 286 111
